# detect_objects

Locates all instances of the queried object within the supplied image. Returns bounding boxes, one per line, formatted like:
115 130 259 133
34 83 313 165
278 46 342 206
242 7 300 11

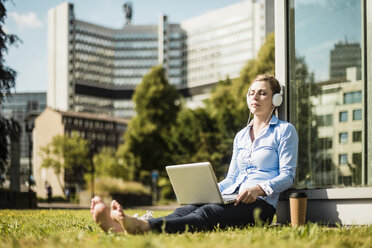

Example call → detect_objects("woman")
91 74 298 234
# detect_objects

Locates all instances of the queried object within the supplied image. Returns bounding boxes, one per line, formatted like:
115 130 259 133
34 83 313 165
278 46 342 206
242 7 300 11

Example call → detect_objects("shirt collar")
247 114 279 127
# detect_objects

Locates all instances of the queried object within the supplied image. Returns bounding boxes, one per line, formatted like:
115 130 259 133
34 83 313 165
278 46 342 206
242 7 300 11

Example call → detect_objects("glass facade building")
181 0 274 88
286 0 364 189
275 0 372 225
48 3 185 118
1 92 46 188
48 0 274 115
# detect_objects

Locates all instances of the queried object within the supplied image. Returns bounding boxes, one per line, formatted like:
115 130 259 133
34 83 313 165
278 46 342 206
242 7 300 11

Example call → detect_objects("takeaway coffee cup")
289 192 307 227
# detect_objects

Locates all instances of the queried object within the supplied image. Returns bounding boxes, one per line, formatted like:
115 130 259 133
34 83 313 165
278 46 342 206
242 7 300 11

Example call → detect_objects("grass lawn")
0 209 371 248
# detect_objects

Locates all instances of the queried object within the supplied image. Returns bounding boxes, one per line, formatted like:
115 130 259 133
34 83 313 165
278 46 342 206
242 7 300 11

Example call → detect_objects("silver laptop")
165 162 237 205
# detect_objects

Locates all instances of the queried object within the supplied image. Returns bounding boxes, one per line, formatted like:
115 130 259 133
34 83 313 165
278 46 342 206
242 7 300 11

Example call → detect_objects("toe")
93 196 102 203
112 200 123 211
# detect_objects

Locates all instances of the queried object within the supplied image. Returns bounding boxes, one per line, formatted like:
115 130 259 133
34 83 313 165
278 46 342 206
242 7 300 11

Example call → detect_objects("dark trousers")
147 198 275 233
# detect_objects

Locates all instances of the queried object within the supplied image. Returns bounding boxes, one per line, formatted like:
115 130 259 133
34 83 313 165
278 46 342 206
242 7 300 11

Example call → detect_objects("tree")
117 65 180 179
0 117 9 178
0 0 20 176
289 55 320 187
0 118 20 185
208 77 242 137
8 118 21 191
93 147 134 180
39 132 90 192
169 107 227 176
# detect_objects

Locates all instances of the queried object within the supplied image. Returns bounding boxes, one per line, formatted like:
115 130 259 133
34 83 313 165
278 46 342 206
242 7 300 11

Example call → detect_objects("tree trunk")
10 124 21 192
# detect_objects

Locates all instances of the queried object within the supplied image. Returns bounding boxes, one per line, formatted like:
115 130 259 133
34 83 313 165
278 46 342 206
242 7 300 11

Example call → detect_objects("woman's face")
248 80 274 118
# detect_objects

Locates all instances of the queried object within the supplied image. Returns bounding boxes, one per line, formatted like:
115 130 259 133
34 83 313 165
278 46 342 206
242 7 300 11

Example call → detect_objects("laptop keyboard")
222 194 238 203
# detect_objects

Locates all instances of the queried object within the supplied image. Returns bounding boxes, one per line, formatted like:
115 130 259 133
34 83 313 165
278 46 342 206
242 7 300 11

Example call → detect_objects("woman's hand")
234 186 265 206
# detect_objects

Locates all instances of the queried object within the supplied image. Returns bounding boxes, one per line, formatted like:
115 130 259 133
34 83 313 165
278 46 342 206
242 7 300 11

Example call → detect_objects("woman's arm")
257 124 299 196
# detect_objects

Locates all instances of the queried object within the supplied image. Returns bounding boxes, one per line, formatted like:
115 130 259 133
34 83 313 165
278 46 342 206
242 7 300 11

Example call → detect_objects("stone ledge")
280 187 372 200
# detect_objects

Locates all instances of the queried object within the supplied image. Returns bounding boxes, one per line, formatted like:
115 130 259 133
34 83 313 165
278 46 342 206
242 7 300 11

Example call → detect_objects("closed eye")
249 90 268 96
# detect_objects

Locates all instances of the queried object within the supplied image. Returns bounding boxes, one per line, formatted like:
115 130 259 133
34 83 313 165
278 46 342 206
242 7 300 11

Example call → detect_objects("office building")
0 92 46 190
329 41 361 80
48 0 274 114
181 0 274 107
33 107 129 197
48 2 185 118
312 68 362 187
275 0 371 225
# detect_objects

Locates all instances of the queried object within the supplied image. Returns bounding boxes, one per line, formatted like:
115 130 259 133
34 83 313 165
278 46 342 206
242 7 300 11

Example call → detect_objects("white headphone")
246 85 283 109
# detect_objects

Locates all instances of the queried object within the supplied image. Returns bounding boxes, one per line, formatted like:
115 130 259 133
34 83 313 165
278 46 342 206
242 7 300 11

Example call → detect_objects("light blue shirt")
218 115 298 208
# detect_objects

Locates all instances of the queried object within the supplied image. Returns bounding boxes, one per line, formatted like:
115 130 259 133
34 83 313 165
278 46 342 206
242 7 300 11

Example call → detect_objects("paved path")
38 202 180 211
38 202 89 210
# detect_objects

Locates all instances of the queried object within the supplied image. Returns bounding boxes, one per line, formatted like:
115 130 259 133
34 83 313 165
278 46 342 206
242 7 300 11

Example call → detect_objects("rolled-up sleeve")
258 124 298 196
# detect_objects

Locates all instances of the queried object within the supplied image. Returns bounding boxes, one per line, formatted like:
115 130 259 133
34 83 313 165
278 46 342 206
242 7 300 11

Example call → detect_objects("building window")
317 114 333 127
352 153 362 185
352 131 362 142
339 154 348 165
339 132 348 144
288 0 363 188
339 111 348 122
318 137 332 149
353 109 362 120
344 91 362 104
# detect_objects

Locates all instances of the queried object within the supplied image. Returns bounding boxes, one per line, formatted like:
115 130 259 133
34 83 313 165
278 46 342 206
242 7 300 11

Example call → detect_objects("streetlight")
24 112 38 208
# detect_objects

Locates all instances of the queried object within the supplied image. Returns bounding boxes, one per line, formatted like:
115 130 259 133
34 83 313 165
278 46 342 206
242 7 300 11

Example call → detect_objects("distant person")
91 74 299 234
45 182 52 204
65 187 71 201
29 175 35 189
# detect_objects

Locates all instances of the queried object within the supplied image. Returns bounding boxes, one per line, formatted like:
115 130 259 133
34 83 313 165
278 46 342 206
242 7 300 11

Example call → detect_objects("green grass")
0 209 371 248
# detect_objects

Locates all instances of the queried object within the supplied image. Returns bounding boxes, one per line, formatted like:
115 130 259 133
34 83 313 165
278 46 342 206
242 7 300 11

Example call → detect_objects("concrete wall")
276 188 372 225
33 108 65 198
48 2 70 111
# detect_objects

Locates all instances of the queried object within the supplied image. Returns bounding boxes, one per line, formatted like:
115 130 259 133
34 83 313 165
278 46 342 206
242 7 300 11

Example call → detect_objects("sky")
4 0 242 93
294 0 361 82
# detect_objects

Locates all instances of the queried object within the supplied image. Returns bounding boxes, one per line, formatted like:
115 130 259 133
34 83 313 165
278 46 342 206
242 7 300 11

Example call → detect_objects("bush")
158 176 175 201
37 196 68 203
87 176 151 196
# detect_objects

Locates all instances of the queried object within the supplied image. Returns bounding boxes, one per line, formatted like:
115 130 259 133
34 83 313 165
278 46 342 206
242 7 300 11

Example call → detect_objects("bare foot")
91 196 124 233
110 200 151 234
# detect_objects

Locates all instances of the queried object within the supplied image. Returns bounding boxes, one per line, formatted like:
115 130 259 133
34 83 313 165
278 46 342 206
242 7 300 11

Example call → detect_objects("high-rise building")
312 68 362 187
181 0 274 107
1 92 46 189
329 41 361 81
182 0 273 88
48 2 185 118
48 0 274 116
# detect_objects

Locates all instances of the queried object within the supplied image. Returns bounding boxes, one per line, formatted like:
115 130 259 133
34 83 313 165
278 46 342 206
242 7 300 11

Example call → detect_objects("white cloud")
9 12 43 29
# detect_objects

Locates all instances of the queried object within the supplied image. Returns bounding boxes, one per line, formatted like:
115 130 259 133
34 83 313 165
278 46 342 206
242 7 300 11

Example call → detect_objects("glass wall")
288 0 365 188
